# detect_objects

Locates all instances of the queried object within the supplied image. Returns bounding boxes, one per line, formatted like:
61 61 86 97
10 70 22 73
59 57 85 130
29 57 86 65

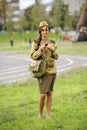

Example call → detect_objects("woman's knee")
40 93 46 99
47 91 52 96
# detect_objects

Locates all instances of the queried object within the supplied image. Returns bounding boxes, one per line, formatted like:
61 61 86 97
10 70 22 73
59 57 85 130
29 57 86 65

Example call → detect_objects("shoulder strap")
50 39 55 44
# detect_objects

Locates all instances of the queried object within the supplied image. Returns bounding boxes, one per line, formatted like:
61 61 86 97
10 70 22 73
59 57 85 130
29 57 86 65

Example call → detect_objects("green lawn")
57 41 87 56
0 32 87 129
0 41 87 56
0 33 87 56
0 67 87 130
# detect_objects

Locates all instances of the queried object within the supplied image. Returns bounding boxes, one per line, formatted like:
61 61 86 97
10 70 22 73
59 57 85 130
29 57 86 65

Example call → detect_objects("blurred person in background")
10 38 14 47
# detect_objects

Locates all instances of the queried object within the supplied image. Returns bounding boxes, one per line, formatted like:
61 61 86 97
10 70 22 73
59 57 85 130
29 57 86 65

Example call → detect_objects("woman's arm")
52 45 59 60
47 41 59 60
31 41 42 60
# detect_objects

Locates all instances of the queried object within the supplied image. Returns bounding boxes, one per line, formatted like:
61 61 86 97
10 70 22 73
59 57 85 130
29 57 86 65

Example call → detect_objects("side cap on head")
39 21 48 27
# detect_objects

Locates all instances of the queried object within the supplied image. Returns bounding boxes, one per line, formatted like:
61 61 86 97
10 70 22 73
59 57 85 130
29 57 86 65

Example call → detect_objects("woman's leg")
38 93 46 118
46 91 52 119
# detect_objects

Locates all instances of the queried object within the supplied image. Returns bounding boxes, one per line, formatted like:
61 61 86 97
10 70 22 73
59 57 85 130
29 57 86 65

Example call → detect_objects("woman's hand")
39 44 45 51
47 44 55 51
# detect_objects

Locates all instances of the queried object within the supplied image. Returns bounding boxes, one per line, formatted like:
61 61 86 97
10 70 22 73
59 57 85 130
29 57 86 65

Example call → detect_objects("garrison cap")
39 21 48 27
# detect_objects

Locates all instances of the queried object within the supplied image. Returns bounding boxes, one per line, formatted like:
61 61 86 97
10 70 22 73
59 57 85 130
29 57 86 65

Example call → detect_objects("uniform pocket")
47 58 54 67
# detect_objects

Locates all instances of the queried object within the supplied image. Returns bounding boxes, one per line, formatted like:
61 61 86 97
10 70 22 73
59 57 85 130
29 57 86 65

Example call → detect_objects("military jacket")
30 38 59 74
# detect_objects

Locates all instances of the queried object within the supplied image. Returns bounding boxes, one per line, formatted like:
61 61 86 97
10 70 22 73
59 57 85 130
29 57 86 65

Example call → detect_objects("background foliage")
1 0 86 32
23 0 87 31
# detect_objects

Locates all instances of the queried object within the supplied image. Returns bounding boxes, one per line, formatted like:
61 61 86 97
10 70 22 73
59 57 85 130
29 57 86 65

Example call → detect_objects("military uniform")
30 38 59 93
31 38 58 74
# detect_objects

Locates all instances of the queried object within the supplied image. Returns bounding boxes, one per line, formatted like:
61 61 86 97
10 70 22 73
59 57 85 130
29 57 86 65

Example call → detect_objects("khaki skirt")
37 73 56 94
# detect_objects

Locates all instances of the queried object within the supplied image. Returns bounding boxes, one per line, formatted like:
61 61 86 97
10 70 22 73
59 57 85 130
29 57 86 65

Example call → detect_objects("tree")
71 11 80 30
5 3 14 40
49 0 70 30
80 0 87 14
24 5 34 30
6 16 13 33
24 0 48 30
19 12 29 32
0 0 6 30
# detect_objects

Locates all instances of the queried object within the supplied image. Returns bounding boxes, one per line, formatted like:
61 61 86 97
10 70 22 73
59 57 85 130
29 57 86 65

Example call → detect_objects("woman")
30 21 58 119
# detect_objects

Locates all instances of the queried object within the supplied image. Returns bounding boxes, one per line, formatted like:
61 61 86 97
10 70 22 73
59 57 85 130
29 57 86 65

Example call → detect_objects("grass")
0 32 87 56
0 67 87 130
57 41 87 56
0 32 87 129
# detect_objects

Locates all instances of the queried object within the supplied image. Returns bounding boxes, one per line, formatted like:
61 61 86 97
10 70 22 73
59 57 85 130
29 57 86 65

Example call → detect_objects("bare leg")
38 93 46 118
46 91 52 119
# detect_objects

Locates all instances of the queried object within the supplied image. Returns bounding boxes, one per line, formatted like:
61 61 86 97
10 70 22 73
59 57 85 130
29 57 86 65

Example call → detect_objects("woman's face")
41 26 49 38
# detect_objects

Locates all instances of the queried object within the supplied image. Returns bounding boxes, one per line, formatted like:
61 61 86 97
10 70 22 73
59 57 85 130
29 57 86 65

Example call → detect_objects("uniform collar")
42 37 49 42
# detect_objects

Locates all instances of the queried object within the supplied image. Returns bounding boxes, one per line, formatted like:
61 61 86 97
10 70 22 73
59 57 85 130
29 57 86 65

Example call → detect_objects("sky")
19 0 52 10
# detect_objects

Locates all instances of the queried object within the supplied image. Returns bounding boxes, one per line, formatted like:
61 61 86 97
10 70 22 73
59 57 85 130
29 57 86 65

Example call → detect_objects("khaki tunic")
31 38 59 74
30 38 59 93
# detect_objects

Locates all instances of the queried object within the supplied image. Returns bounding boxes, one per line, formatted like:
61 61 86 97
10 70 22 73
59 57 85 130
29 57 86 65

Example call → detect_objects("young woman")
30 21 59 119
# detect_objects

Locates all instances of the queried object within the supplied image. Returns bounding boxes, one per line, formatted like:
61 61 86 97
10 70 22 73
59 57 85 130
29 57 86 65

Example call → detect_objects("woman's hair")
34 25 50 44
